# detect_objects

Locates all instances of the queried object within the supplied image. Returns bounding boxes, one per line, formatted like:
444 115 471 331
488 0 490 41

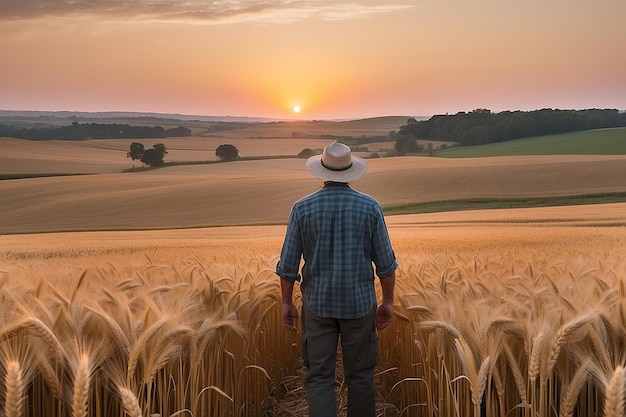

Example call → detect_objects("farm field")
1 205 625 416
0 136 340 175
2 203 625 284
437 127 626 157
0 116 409 176
210 116 411 139
2 153 626 234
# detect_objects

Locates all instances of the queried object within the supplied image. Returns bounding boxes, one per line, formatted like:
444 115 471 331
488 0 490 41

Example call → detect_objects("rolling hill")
1 154 625 234
2 118 626 234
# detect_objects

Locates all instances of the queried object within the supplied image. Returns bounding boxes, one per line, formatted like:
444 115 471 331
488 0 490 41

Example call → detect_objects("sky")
1 0 625 120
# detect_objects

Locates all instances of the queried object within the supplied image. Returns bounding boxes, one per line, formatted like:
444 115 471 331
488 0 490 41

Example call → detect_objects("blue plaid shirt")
276 183 398 319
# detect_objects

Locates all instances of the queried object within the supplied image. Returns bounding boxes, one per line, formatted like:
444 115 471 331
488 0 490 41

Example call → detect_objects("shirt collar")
322 181 350 188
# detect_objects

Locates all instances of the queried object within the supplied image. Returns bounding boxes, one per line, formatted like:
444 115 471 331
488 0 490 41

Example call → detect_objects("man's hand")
374 302 393 331
282 303 299 331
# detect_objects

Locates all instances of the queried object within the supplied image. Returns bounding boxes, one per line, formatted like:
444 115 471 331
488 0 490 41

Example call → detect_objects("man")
276 142 398 417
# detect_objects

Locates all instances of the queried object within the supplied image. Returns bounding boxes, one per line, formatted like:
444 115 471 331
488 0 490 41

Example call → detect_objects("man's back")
278 182 396 319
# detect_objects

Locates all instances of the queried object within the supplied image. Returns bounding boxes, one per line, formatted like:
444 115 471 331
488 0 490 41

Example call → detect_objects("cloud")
0 1 414 24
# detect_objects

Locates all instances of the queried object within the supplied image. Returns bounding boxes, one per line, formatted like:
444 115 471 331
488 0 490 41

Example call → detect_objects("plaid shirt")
276 183 397 319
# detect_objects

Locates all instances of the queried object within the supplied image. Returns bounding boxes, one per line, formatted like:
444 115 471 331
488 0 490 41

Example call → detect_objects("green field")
435 127 626 157
383 192 626 216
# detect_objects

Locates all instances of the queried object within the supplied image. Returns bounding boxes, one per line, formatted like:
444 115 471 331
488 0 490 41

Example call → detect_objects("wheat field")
1 203 625 416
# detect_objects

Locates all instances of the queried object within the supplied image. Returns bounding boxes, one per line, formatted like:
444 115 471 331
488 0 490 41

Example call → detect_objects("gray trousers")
301 300 379 417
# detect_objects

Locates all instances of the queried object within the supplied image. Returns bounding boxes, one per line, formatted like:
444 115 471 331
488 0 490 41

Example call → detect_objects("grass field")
2 121 626 416
437 127 626 157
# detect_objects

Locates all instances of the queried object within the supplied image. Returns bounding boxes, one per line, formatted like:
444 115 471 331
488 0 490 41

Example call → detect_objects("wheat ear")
87 306 131 354
503 344 528 405
603 365 626 417
37 358 63 399
72 354 90 417
472 356 491 408
528 333 544 383
559 360 591 417
127 315 170 384
28 317 65 358
118 386 143 417
419 320 461 339
4 361 24 417
546 311 597 378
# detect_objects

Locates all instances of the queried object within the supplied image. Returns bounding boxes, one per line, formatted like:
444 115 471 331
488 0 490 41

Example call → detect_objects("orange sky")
1 1 625 120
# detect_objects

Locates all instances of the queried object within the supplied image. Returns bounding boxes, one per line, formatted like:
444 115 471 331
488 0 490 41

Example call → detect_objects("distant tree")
141 149 161 167
127 142 145 161
394 135 422 156
152 143 168 160
397 117 420 138
215 144 239 161
140 143 168 167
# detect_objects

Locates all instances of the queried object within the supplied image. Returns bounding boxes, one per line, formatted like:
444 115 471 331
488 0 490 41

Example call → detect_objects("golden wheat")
72 354 90 417
118 386 143 417
0 216 625 416
603 366 626 417
3 361 23 417
544 311 598 381
559 360 591 417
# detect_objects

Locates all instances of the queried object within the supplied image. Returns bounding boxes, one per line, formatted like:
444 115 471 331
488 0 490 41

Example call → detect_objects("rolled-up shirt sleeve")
371 206 398 278
276 206 303 282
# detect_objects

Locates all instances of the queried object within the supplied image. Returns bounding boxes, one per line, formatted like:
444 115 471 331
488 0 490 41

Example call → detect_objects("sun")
293 105 301 113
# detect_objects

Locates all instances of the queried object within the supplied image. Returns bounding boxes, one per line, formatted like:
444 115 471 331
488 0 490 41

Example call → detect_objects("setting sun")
293 105 301 113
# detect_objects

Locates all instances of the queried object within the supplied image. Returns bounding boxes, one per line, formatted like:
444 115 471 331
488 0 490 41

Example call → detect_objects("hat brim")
306 154 368 183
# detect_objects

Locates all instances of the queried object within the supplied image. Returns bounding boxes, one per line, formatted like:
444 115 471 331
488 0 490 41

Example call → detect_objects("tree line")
0 122 191 141
397 108 626 147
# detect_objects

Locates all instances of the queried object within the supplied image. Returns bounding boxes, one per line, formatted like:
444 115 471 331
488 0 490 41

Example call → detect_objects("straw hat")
306 142 368 183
